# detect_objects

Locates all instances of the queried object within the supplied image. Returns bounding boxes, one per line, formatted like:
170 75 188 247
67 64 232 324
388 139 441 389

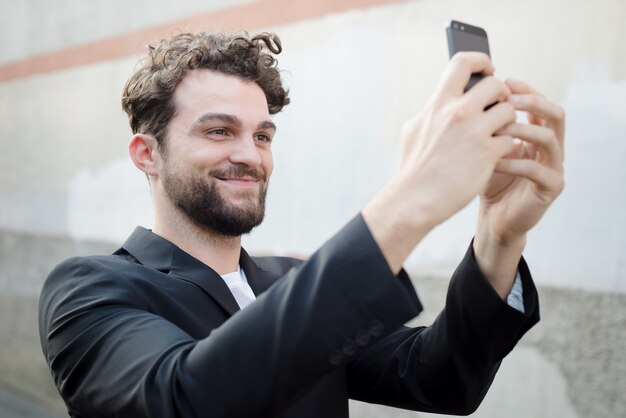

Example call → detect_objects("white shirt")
220 266 256 310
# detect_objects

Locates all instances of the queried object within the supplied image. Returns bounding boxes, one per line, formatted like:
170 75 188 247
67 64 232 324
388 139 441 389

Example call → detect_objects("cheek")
188 147 230 170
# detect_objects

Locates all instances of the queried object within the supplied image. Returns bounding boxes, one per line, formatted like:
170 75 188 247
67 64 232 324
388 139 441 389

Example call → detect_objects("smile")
215 176 260 188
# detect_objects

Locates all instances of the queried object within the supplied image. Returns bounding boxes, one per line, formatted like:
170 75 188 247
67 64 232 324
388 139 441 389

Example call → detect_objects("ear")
128 134 162 176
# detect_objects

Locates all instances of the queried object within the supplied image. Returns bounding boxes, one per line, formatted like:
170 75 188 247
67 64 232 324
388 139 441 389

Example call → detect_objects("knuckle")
451 51 487 69
484 76 504 91
502 82 513 99
538 127 553 144
449 104 470 123
548 129 560 146
554 104 566 121
401 113 424 139
502 102 516 120
555 176 566 194
451 52 470 68
493 101 515 124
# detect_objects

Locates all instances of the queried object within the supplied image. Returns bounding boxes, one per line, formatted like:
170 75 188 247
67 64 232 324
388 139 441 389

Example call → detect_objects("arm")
355 56 563 413
362 56 564 296
474 78 565 298
362 52 518 274
348 243 539 415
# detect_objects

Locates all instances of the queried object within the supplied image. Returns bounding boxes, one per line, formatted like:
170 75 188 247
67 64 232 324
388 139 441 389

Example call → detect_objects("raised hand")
474 79 565 297
363 52 519 274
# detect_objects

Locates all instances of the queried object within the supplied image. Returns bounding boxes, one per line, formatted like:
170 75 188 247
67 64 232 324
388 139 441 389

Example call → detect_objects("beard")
162 163 268 237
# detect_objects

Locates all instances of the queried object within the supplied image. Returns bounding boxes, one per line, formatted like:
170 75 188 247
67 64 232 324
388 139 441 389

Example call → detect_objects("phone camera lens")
461 25 465 30
453 23 458 29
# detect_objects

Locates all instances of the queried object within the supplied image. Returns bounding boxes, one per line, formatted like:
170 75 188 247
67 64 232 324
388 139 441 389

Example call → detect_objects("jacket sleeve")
347 242 540 415
39 215 422 417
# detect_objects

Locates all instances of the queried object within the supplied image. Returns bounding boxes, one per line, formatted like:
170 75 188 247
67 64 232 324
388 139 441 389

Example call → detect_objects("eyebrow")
257 120 277 131
192 112 276 132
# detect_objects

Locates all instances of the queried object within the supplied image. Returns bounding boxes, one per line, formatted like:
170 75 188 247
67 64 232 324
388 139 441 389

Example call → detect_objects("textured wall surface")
1 231 624 417
1 0 624 417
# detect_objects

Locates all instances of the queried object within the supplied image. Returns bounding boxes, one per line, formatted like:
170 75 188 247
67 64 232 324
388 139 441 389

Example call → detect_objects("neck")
153 207 242 276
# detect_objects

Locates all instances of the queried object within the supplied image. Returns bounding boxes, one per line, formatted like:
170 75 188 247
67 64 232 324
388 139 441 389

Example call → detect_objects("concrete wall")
1 0 624 416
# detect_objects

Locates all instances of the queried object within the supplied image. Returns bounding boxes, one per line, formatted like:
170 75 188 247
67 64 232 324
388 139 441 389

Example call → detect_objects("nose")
229 136 262 168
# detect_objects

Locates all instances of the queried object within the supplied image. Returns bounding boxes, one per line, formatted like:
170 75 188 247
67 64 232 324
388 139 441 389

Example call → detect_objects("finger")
464 76 511 110
501 139 525 159
439 52 494 97
490 135 518 160
497 123 563 165
527 112 545 127
508 94 565 156
504 78 544 97
505 79 565 146
482 101 516 136
495 159 564 196
507 94 565 126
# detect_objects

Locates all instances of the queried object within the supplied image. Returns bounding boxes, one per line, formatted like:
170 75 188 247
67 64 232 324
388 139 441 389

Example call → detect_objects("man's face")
158 70 275 236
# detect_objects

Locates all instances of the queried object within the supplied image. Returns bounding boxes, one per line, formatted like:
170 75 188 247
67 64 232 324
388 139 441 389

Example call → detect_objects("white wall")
247 0 626 294
1 0 624 291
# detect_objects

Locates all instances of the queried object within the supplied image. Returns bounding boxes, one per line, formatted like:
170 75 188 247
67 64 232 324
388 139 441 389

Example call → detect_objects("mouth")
210 166 266 193
212 166 264 185
215 176 260 187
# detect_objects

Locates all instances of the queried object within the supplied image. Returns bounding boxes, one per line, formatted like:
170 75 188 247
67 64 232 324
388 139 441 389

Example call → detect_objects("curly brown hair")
121 32 290 148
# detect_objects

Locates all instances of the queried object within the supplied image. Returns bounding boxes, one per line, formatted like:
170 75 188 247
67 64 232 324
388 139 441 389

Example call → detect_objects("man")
39 32 564 417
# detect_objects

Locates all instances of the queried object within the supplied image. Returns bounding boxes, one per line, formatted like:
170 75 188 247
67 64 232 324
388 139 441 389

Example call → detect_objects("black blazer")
39 215 539 417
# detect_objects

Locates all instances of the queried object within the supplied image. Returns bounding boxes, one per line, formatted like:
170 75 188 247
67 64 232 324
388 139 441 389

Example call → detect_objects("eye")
255 133 272 143
208 128 228 136
204 128 233 141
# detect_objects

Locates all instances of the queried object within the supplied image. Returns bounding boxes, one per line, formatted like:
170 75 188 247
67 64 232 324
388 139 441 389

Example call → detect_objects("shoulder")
40 254 149 315
49 253 135 274
44 254 138 289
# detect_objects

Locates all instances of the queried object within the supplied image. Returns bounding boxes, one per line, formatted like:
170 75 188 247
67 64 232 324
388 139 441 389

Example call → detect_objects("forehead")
172 69 270 123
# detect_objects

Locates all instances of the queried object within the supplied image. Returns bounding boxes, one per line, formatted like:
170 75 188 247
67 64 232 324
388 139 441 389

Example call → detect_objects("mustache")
209 166 265 182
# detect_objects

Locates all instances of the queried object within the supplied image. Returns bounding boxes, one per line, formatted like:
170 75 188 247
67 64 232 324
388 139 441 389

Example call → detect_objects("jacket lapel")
119 226 240 316
168 248 240 316
239 248 278 296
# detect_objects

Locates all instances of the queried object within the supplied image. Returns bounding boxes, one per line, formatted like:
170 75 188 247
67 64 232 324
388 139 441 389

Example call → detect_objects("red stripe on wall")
0 0 404 82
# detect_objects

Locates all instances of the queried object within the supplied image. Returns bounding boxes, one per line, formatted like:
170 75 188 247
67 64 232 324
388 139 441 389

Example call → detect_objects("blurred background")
0 0 624 417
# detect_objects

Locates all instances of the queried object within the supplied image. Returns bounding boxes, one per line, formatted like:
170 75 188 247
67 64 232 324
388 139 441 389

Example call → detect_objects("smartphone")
446 20 490 92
